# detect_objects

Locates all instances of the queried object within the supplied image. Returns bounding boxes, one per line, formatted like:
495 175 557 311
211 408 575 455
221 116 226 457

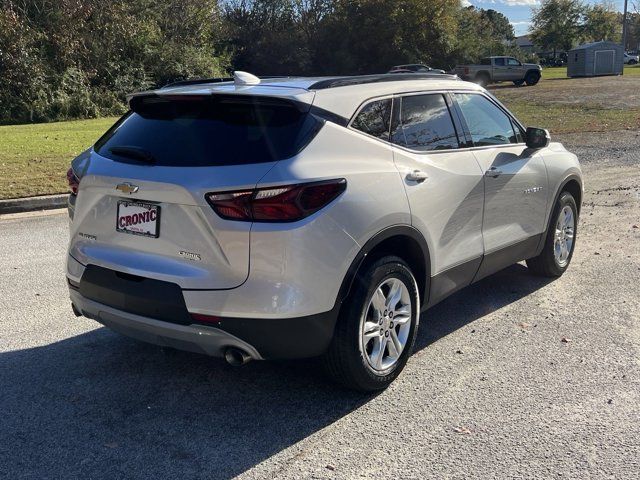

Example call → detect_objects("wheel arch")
535 174 583 255
337 225 431 308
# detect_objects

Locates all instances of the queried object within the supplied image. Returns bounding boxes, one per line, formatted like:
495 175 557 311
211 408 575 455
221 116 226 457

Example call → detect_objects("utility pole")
622 0 629 52
622 0 628 75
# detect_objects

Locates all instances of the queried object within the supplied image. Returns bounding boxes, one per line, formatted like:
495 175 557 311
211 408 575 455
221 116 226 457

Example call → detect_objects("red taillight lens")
66 167 80 195
205 179 346 222
190 313 221 324
464 67 469 75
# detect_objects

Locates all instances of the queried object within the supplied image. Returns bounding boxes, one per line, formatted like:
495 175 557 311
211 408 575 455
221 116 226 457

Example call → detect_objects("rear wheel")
525 71 541 86
475 72 490 87
323 256 420 392
527 192 577 277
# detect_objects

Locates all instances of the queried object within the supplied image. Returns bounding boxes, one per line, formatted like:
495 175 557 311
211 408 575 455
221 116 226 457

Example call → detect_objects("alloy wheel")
360 278 413 373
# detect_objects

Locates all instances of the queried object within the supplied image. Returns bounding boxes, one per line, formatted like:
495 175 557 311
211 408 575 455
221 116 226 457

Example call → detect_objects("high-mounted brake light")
205 179 346 222
67 167 80 195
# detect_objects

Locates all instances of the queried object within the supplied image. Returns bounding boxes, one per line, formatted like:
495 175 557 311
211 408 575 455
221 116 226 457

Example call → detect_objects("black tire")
323 256 420 392
475 72 490 87
629 60 637 65
513 79 525 86
525 71 540 86
527 192 578 277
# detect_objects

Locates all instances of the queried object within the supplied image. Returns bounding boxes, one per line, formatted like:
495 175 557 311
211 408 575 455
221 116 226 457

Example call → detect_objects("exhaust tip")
224 347 252 366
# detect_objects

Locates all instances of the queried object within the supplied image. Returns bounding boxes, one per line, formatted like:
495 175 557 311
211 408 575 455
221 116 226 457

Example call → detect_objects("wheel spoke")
372 336 387 370
362 321 380 345
394 311 411 325
389 329 403 358
386 280 403 310
371 288 385 317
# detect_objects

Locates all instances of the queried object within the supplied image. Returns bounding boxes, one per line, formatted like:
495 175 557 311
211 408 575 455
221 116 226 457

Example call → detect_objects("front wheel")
513 79 525 86
527 192 578 277
323 256 420 392
525 71 541 86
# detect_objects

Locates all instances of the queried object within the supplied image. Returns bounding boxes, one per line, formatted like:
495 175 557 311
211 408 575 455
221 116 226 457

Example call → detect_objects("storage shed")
567 41 624 77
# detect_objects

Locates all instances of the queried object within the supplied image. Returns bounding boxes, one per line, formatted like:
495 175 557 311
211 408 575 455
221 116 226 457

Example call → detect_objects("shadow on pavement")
0 264 552 478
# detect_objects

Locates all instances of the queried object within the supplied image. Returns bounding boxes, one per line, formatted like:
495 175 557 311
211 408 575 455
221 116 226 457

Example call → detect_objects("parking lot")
1 129 638 479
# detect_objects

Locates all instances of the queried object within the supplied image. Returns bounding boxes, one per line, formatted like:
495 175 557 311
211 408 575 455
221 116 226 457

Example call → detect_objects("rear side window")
454 93 518 146
95 95 321 166
494 58 505 66
351 99 392 140
391 94 460 151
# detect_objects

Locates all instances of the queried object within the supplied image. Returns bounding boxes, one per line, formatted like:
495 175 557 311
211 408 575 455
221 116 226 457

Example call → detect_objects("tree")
530 0 586 57
583 1 621 42
480 9 515 42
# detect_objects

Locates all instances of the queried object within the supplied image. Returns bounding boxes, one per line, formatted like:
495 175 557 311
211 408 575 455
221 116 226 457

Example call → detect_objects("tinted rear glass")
351 99 392 141
392 94 460 151
95 95 321 166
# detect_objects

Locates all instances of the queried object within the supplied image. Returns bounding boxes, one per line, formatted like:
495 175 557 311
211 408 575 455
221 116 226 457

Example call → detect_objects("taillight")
190 313 221 324
205 179 346 222
66 167 80 195
464 67 469 75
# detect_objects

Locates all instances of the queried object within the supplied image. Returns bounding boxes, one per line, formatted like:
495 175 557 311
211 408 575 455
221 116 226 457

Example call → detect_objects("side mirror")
526 127 550 149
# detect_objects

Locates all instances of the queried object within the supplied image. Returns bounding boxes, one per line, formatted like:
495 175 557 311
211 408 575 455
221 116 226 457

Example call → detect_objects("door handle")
406 170 428 183
485 167 503 178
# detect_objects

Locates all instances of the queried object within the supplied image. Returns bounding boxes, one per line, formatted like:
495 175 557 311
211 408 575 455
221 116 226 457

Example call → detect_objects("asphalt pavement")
1 132 638 479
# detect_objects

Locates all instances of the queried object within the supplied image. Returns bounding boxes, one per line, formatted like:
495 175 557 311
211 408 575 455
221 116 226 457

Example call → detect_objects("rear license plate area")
116 201 160 238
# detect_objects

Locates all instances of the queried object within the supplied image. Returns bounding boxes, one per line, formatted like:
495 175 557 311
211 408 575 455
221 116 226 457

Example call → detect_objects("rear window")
95 95 322 166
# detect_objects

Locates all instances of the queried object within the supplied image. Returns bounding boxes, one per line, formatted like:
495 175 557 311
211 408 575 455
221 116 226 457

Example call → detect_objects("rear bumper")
69 285 339 360
70 289 264 360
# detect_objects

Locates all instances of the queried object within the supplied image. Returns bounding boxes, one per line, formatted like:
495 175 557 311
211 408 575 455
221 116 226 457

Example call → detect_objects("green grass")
0 117 117 199
541 64 640 80
502 101 640 134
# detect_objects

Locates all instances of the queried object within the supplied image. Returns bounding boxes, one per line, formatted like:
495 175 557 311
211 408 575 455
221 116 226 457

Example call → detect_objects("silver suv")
66 72 582 391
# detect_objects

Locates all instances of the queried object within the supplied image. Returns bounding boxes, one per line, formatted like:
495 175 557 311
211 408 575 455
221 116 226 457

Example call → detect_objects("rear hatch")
69 90 321 290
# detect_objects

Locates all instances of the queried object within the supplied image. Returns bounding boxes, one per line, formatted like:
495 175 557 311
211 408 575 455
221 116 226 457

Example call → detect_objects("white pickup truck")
455 56 542 86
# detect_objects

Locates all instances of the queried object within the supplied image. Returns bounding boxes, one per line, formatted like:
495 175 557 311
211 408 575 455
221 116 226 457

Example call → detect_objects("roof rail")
309 73 458 90
161 77 233 89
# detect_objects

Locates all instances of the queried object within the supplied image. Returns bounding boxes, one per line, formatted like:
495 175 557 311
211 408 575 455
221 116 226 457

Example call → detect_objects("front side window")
351 99 392 140
454 93 519 147
507 58 521 66
391 94 460 151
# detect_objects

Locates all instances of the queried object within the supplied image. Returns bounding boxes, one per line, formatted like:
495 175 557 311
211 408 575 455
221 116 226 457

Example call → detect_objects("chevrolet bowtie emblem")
116 182 139 194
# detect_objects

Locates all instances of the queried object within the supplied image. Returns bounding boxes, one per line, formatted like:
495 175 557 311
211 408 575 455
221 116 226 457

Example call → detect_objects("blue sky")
465 0 629 36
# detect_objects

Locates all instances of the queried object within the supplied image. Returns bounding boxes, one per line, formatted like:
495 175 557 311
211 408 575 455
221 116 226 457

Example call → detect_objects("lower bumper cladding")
69 289 263 360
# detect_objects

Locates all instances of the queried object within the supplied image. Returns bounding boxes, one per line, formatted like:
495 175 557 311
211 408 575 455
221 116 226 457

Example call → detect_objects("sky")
464 0 630 37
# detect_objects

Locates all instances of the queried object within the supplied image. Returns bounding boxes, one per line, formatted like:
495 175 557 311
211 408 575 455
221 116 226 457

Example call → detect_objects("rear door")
69 94 321 290
452 92 548 278
389 92 485 303
505 58 524 80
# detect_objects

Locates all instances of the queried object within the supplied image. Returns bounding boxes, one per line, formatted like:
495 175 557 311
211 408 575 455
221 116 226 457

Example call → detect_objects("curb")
0 194 69 215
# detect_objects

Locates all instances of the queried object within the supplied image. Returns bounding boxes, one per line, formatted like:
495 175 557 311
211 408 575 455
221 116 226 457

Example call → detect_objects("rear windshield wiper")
108 146 156 164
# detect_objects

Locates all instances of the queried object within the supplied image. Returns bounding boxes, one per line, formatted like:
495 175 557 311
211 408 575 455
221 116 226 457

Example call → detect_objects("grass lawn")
541 64 640 79
491 66 640 134
0 117 117 199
